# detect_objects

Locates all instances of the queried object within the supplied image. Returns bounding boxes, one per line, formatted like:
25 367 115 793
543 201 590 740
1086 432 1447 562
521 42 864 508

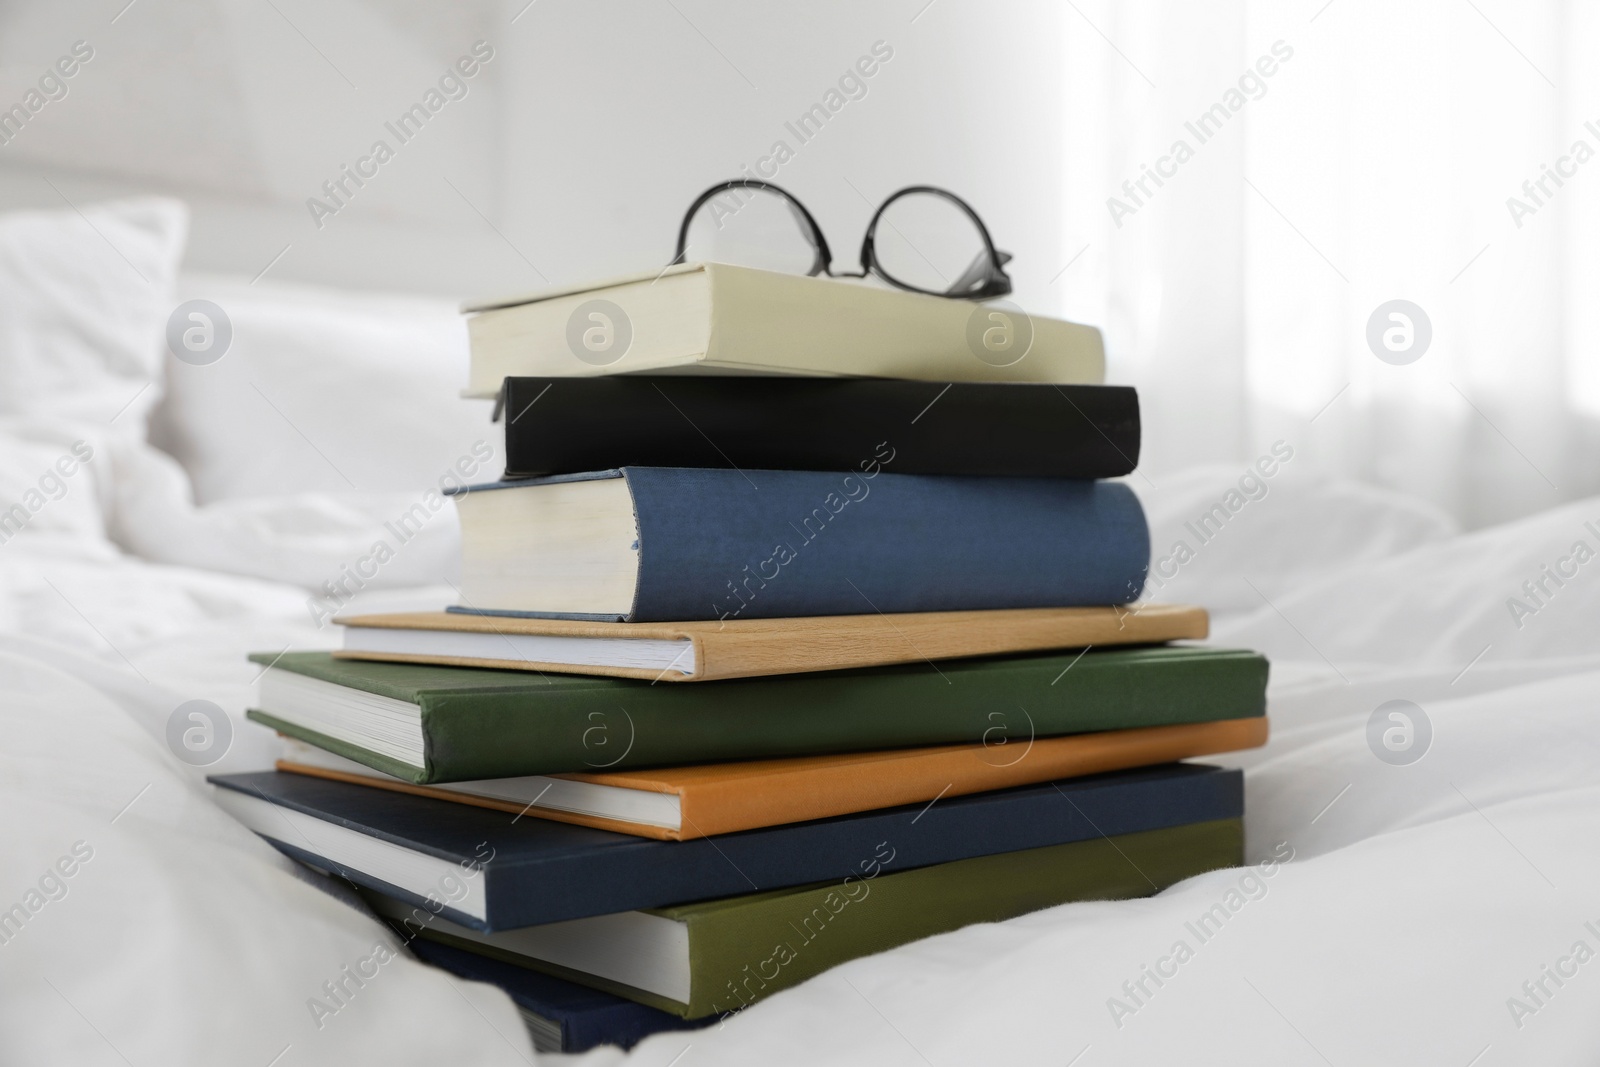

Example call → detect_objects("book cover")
278 715 1267 839
246 646 1269 783
332 603 1209 682
461 262 1105 395
500 376 1139 479
448 467 1150 621
208 762 1244 930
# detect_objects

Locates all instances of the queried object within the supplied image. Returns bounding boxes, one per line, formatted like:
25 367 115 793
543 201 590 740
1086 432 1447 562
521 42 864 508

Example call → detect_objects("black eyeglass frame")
671 180 1014 300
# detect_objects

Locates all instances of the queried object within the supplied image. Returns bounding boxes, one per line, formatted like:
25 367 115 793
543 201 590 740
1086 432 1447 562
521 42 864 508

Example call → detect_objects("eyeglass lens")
868 192 992 296
679 186 824 276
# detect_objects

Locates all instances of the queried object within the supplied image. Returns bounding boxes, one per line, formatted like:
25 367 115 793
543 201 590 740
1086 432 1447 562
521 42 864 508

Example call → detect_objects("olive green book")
371 817 1242 1019
246 646 1268 783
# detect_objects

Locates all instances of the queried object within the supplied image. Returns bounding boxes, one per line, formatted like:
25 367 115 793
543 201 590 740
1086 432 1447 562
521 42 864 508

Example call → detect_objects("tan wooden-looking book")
277 715 1267 841
333 603 1208 682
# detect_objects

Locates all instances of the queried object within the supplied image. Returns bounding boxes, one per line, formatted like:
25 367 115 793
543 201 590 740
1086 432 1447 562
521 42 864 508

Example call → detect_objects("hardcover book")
277 715 1267 839
331 603 1208 682
460 262 1105 396
447 468 1150 621
499 376 1140 480
208 762 1244 929
246 646 1269 783
369 817 1244 1018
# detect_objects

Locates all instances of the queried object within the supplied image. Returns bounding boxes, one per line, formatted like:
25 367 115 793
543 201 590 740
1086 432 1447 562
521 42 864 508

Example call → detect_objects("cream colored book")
459 262 1105 397
332 604 1208 682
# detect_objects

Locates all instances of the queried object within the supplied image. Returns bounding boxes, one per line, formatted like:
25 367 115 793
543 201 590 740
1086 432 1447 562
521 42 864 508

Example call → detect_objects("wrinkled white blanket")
3 450 1599 1066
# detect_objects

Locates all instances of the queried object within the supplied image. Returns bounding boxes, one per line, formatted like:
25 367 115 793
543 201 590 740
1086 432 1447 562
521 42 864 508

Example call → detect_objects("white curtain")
1057 0 1600 527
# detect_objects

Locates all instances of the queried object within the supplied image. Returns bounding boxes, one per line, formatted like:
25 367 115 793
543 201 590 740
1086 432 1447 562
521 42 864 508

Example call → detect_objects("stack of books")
210 264 1270 1053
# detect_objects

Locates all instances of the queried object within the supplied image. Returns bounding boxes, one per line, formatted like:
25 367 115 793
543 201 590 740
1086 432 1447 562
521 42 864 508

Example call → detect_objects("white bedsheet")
3 453 1599 1065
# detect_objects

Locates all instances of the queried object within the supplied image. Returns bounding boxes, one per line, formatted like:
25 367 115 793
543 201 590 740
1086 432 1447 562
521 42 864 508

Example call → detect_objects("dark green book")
247 646 1267 783
367 817 1243 1019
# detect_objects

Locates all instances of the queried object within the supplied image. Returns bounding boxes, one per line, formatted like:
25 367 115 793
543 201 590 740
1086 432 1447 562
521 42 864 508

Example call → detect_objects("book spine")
686 819 1243 1018
625 468 1150 623
690 604 1207 683
501 378 1140 480
209 764 1244 930
415 650 1266 782
672 717 1265 838
483 765 1245 928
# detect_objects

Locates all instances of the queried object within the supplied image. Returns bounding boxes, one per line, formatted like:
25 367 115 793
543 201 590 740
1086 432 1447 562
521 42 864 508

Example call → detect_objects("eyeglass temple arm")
946 248 1012 298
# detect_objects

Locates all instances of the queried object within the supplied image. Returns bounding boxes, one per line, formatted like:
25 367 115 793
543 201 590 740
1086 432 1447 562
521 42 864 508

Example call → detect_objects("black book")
500 376 1139 478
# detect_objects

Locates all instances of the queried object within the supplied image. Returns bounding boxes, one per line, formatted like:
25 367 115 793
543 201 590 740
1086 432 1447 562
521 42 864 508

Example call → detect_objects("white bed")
3 199 1598 1065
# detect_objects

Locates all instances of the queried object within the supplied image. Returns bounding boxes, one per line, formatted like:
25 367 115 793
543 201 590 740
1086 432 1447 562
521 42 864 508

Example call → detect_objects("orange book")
331 604 1208 682
278 715 1266 841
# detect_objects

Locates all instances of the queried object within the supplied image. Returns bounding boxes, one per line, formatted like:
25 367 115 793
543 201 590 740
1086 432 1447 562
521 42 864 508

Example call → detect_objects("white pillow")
105 434 460 596
0 198 187 428
0 422 112 558
150 274 500 504
1134 462 1458 615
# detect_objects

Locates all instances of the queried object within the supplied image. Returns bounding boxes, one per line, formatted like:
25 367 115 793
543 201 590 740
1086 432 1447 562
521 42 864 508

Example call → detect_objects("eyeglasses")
671 180 1014 300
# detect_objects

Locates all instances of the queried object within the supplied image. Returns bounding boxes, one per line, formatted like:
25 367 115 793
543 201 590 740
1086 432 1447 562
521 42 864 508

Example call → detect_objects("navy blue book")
444 467 1149 621
209 762 1241 931
400 934 708 1052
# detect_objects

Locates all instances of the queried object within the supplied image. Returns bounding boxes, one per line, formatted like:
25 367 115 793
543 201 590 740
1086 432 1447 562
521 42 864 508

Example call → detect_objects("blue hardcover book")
443 467 1149 621
401 934 709 1052
209 763 1241 931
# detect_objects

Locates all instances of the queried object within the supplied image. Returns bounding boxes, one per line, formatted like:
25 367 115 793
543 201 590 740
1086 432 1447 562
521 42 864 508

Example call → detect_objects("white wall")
0 0 1069 305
